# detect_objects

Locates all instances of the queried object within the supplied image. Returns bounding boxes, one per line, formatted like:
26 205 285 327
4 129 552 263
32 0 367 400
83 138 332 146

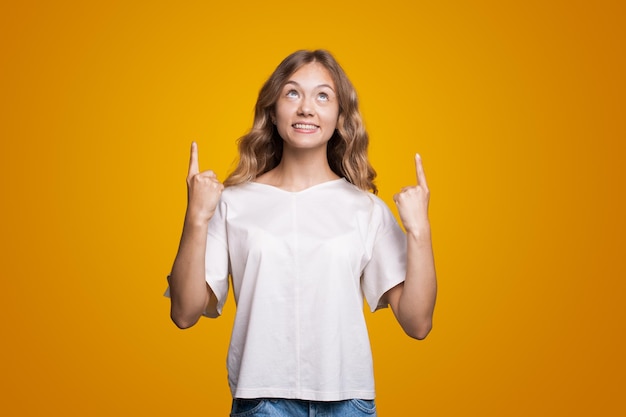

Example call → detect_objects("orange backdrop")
1 1 624 415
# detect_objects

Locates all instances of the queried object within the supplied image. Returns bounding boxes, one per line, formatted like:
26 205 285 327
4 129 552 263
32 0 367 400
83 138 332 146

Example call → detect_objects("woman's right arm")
169 142 224 329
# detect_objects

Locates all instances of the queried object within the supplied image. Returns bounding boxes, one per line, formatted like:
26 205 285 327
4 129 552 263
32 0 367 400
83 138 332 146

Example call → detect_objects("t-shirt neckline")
248 177 347 194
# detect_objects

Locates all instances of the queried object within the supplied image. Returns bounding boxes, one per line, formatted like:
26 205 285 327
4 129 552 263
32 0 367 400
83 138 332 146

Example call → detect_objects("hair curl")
224 49 377 194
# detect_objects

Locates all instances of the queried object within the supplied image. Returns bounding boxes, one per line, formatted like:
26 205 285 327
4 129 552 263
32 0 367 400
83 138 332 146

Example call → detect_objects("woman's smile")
292 123 319 132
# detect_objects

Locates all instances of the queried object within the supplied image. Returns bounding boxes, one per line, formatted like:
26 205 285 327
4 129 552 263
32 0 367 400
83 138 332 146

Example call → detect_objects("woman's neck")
256 147 340 192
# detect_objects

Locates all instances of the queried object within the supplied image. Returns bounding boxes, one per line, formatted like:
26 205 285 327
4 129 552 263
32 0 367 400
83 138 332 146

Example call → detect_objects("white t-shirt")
205 178 407 401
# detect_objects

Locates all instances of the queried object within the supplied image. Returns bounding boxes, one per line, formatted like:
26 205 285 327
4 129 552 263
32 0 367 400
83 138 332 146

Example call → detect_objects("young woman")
167 49 437 417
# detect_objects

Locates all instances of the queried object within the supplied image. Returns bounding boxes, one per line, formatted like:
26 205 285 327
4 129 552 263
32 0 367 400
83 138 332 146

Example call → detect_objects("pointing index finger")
415 153 428 189
188 141 199 176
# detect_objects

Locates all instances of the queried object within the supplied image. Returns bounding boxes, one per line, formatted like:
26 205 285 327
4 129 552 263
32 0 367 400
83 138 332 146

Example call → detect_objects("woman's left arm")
386 154 437 340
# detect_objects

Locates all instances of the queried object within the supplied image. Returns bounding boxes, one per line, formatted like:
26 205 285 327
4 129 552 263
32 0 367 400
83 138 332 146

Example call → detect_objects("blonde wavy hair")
224 49 377 194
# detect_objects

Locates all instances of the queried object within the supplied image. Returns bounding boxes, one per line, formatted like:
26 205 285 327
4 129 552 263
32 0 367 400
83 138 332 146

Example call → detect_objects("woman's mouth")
292 123 319 131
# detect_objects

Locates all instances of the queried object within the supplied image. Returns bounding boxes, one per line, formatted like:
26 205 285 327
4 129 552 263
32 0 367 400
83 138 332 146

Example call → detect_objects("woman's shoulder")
221 182 256 197
337 179 386 203
333 180 396 217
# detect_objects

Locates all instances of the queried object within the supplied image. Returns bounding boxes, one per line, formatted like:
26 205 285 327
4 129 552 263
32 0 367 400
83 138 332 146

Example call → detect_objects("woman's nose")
297 97 314 116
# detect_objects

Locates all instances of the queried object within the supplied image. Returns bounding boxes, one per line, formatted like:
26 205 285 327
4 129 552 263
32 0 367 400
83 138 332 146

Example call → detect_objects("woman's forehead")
285 62 336 89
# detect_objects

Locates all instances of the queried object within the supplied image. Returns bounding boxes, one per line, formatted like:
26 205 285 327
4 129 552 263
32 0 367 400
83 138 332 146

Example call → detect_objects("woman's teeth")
293 123 317 130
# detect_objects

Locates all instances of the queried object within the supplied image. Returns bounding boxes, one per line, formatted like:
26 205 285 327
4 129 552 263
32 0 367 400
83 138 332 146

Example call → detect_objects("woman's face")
274 62 339 152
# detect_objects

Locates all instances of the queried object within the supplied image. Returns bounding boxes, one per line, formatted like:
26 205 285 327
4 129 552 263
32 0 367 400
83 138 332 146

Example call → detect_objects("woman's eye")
318 92 329 101
286 90 299 98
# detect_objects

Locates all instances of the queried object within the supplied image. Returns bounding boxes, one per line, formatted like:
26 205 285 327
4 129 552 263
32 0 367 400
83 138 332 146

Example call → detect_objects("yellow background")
1 0 624 415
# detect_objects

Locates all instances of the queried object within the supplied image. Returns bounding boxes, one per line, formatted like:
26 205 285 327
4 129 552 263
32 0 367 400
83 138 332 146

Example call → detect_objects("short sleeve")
162 199 230 318
361 198 407 312
205 199 230 315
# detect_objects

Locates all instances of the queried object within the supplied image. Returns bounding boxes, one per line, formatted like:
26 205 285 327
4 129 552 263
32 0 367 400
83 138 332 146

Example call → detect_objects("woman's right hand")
185 141 224 225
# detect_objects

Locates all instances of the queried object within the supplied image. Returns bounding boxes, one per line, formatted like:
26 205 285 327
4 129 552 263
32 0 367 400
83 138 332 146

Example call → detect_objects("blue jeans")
230 398 377 417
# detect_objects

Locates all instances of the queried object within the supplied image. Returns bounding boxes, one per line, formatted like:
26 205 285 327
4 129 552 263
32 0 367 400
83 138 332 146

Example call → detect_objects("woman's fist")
393 154 431 234
185 142 224 224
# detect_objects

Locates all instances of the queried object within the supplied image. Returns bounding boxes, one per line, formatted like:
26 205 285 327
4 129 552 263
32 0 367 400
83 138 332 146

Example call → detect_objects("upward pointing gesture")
387 154 436 340
393 154 431 234
186 142 224 224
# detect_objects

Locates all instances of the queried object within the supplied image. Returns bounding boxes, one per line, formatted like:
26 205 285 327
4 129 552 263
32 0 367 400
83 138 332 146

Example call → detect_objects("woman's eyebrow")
284 80 335 92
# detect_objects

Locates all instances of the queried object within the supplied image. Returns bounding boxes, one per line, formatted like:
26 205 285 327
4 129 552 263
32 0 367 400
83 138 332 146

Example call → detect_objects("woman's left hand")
394 154 431 234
